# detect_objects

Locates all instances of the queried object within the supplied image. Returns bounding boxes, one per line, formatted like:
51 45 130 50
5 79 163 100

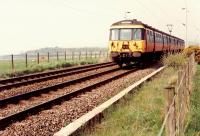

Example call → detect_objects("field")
0 50 109 78
185 65 200 135
0 57 108 78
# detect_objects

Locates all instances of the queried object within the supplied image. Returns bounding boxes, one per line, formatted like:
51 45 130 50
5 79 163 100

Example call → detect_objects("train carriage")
109 19 185 66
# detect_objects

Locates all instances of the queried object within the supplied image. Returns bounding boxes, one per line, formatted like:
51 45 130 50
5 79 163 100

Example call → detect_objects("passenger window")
147 31 149 41
150 31 154 42
133 29 142 40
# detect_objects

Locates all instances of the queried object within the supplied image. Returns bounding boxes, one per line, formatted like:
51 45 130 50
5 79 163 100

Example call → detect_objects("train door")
154 32 163 52
145 29 154 52
163 35 168 51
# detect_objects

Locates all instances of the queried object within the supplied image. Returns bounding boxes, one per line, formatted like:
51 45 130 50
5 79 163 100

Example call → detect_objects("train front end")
108 20 146 66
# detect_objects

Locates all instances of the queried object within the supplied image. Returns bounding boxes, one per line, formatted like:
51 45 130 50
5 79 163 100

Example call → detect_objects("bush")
184 45 200 64
162 53 188 69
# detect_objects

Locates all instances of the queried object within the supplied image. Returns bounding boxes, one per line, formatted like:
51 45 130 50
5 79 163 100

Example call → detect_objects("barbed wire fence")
157 53 196 136
6 51 108 72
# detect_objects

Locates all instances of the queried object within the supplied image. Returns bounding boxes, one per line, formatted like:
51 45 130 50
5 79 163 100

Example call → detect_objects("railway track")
0 64 118 100
0 66 121 106
0 62 114 90
0 65 139 130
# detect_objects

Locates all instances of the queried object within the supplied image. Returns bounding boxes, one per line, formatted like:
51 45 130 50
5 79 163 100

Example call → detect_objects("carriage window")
120 29 132 40
150 31 154 42
133 29 142 40
164 36 167 44
146 31 149 41
110 29 119 40
155 34 159 43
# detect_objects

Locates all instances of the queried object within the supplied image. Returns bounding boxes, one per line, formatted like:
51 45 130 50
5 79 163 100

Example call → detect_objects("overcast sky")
0 0 199 55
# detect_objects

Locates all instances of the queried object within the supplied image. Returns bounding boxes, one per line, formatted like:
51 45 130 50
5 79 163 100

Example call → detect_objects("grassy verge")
0 58 108 78
82 68 177 136
185 65 200 136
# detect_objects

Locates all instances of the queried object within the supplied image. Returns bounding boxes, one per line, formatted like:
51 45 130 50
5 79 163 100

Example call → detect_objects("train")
108 19 185 67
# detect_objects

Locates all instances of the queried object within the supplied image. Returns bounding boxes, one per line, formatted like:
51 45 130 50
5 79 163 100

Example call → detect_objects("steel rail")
0 67 138 130
0 62 113 85
0 62 115 91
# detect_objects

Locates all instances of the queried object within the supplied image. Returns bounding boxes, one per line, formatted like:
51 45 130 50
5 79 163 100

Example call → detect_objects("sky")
0 0 199 55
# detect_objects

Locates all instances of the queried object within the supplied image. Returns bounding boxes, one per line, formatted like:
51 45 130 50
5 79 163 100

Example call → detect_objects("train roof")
111 19 184 41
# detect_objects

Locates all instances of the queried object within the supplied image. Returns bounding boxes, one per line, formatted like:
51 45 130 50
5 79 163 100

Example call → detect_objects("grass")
82 68 177 136
185 64 200 136
162 53 188 69
0 57 108 78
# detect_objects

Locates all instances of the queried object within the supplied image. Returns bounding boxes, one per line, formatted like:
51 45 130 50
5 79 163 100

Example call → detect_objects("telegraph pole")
182 0 188 47
167 24 173 35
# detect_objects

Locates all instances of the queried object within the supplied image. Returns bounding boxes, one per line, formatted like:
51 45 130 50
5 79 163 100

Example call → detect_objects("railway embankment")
81 68 175 136
80 53 199 136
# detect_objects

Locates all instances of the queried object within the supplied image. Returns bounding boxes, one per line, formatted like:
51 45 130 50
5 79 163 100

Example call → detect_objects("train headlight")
132 52 141 57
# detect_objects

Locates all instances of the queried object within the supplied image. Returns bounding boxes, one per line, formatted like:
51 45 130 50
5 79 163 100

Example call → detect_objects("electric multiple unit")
108 19 185 66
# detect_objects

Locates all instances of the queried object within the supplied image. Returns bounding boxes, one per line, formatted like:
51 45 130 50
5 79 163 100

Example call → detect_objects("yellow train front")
109 20 145 66
108 19 185 67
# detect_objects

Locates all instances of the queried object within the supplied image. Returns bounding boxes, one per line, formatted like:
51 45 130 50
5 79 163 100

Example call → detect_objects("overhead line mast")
166 24 173 35
182 0 188 47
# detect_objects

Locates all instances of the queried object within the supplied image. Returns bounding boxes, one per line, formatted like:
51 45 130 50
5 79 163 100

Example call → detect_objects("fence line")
158 53 196 136
8 51 108 72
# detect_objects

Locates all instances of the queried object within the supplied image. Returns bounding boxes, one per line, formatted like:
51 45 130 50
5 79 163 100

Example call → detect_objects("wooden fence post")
47 52 50 62
180 77 184 135
25 53 28 68
99 51 101 58
192 53 195 75
176 70 183 135
37 53 39 64
183 66 188 115
186 62 190 109
57 52 59 61
165 86 176 136
65 51 67 61
95 52 97 58
79 52 81 60
86 51 87 60
90 52 92 59
11 54 14 72
179 66 187 135
72 52 74 60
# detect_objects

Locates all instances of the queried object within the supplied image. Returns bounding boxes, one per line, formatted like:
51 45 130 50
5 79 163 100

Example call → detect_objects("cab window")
120 29 132 40
110 29 119 40
110 28 143 40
